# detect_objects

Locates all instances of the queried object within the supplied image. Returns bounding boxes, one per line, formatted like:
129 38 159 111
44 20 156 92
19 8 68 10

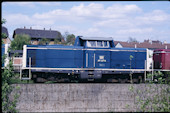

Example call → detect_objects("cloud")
4 13 32 25
3 2 61 8
116 28 153 34
4 2 36 8
104 4 142 14
135 10 170 25
36 2 61 6
2 2 170 42
70 3 104 18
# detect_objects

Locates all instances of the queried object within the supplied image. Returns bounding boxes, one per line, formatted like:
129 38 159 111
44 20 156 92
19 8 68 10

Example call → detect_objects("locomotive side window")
90 41 96 47
104 41 108 47
87 41 96 47
97 41 103 47
86 40 110 48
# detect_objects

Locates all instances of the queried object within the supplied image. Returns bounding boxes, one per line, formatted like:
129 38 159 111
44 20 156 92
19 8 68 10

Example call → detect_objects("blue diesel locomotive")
21 36 148 82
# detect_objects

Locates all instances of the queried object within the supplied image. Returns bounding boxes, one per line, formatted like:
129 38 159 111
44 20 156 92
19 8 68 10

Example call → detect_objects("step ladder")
20 57 32 80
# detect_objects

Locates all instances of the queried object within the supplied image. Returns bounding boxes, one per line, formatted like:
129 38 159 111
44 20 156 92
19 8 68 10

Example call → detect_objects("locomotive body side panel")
135 50 147 69
95 50 110 68
84 50 110 68
110 50 135 69
84 50 95 68
110 48 146 69
25 45 84 68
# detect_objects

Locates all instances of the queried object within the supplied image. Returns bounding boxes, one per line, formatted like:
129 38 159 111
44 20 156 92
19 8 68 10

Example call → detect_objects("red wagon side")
153 49 170 70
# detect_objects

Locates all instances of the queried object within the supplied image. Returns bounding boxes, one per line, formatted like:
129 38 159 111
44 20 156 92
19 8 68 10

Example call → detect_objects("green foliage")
128 85 134 92
2 33 7 39
54 31 75 45
54 38 61 44
128 71 170 112
54 37 65 45
10 73 34 84
61 31 75 45
129 55 133 61
45 81 56 83
10 34 31 50
54 32 65 44
2 18 7 44
129 55 133 69
39 38 50 45
66 34 75 45
2 18 20 112
2 59 20 112
1 18 6 24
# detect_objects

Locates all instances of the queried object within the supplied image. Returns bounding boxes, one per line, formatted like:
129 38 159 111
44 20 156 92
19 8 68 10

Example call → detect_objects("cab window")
86 40 110 48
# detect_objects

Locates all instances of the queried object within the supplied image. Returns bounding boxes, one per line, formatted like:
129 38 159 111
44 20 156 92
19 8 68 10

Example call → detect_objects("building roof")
2 26 9 37
114 40 170 49
13 27 62 39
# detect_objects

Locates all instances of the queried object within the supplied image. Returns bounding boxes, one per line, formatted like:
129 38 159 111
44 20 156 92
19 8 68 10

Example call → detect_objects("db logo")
98 56 106 62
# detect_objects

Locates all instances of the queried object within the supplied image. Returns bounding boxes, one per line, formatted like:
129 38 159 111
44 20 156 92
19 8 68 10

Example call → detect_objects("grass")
10 73 34 84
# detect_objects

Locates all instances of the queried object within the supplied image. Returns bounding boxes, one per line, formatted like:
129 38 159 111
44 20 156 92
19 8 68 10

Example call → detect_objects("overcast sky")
2 1 170 43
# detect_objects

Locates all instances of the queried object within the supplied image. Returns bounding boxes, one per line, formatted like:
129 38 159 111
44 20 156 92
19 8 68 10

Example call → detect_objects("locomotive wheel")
36 77 47 83
138 76 143 83
107 78 119 83
32 74 37 83
118 78 128 83
132 78 138 83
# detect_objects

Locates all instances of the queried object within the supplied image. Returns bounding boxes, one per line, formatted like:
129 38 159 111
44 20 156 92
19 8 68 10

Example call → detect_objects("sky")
2 1 170 43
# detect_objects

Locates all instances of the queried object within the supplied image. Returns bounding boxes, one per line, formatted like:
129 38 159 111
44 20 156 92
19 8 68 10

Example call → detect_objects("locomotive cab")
74 36 115 80
74 36 115 48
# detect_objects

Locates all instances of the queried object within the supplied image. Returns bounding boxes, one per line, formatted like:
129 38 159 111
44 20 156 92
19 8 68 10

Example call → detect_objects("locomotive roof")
26 44 83 49
79 36 113 41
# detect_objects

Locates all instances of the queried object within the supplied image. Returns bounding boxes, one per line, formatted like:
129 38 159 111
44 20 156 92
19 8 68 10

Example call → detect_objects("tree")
61 31 75 45
10 34 31 50
1 18 7 44
2 18 20 112
54 32 65 45
54 37 63 44
54 31 75 45
1 18 6 24
63 31 69 41
128 37 138 43
39 38 50 45
2 60 20 112
66 34 75 45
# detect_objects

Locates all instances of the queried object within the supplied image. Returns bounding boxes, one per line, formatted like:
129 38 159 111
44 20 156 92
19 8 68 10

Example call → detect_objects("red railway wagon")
153 49 170 70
